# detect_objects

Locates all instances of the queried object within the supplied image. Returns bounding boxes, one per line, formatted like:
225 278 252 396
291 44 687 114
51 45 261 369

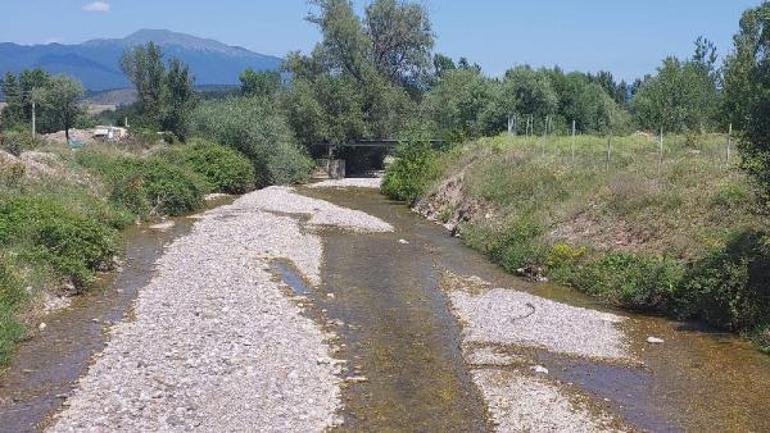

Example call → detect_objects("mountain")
0 29 283 91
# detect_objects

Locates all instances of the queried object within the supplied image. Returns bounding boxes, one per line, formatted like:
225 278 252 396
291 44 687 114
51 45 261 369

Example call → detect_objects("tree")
163 59 197 141
240 69 281 98
426 68 494 142
632 40 720 134
121 42 165 126
723 2 770 201
365 0 433 87
120 43 197 140
284 0 433 147
432 54 456 79
43 75 85 141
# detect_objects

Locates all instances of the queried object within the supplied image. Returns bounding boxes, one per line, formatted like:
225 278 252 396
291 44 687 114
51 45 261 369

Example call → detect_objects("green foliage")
426 68 494 142
76 150 205 217
121 43 197 140
381 140 440 202
191 97 312 186
723 2 770 206
160 139 256 194
240 69 281 98
0 256 26 365
0 69 86 138
559 252 685 312
0 193 120 288
283 0 432 147
632 42 720 134
681 230 770 332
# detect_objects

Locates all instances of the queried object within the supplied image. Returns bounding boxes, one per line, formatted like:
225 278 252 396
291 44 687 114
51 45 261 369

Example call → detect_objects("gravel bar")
307 178 383 189
47 187 392 433
441 272 632 433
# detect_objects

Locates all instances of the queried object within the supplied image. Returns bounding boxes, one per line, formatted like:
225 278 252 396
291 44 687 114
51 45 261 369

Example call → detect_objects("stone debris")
465 346 524 366
245 186 393 233
442 272 632 433
449 287 630 360
149 221 175 231
473 369 627 433
47 186 391 433
307 178 382 189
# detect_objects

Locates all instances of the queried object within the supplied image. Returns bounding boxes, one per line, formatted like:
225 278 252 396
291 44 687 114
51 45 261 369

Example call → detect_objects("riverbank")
46 186 392 431
310 186 770 433
384 134 770 351
0 139 262 368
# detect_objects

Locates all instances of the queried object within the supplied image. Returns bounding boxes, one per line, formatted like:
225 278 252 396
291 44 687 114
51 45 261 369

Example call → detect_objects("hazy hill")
0 29 282 91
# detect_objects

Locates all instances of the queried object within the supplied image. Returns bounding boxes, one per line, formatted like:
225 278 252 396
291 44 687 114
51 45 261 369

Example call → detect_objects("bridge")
311 139 445 179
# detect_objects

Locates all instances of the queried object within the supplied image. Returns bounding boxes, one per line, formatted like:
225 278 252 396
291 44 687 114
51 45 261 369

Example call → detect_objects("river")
0 186 767 432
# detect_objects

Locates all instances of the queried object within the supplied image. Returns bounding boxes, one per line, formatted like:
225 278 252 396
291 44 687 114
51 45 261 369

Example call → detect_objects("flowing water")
301 186 770 433
1 188 768 433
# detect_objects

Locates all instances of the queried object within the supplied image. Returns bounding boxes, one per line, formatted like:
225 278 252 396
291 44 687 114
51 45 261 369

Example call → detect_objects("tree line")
3 0 770 195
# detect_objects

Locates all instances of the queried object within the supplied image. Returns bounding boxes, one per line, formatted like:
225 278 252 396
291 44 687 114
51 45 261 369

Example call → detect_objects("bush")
76 150 206 217
0 194 120 288
0 257 25 365
681 230 770 332
382 140 440 202
560 252 685 312
160 139 256 194
191 97 312 186
0 129 43 156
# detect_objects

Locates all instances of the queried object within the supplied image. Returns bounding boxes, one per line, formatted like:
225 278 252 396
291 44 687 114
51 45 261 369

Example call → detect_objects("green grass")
0 137 259 366
387 132 770 347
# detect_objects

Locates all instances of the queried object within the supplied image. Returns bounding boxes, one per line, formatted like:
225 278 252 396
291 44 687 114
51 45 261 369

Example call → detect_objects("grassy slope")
408 133 770 350
0 140 256 367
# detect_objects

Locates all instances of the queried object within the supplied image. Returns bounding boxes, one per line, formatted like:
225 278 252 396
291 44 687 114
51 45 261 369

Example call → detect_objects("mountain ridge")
0 29 282 91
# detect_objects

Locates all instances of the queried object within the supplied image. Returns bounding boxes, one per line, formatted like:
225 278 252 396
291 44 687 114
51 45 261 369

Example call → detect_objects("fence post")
727 123 733 165
658 127 664 173
571 120 576 164
606 135 612 171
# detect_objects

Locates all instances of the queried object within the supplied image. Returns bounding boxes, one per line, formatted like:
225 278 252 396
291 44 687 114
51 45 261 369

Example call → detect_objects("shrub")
0 194 119 288
191 97 312 186
681 230 770 332
161 139 256 194
382 140 440 202
0 129 43 156
0 257 25 365
562 252 685 311
76 150 206 217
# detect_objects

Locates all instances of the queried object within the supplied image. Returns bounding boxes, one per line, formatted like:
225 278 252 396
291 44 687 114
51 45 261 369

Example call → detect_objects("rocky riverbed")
46 187 392 432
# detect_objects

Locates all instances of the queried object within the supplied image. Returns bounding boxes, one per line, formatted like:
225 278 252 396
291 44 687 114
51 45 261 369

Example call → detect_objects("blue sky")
0 0 763 81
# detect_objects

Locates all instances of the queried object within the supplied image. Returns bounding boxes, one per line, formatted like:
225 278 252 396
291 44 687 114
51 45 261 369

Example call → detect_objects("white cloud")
82 2 110 13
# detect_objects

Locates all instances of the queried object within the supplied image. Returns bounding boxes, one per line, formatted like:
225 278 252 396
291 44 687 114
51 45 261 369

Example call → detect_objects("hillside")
0 29 283 90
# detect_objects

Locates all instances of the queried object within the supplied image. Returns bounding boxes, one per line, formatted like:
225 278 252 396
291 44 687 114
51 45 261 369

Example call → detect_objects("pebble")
47 187 391 432
646 336 665 344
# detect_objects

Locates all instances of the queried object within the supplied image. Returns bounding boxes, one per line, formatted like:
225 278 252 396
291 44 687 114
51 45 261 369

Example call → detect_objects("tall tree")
43 75 85 142
120 42 166 127
163 59 197 141
365 0 433 87
723 2 770 201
